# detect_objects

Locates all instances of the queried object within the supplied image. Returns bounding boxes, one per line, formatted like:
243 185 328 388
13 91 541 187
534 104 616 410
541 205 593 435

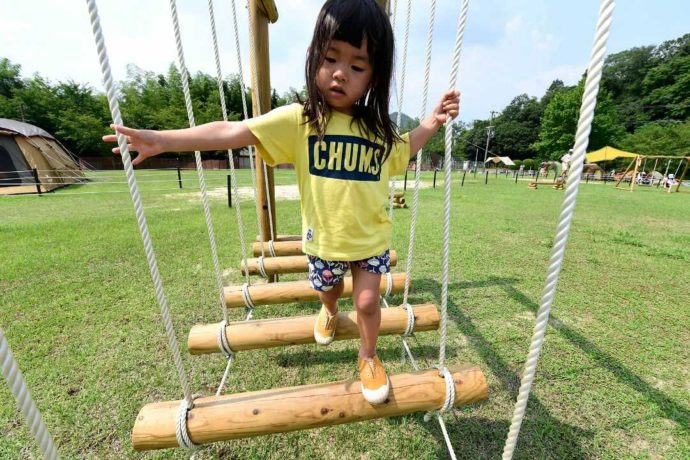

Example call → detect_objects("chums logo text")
308 135 383 181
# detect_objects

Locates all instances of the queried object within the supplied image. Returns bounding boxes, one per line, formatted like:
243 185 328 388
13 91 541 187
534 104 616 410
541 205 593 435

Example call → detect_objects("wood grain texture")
188 304 439 354
132 364 488 450
241 251 398 276
224 272 408 308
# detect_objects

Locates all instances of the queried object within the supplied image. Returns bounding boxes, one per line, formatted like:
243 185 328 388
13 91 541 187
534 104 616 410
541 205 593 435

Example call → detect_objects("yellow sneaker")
313 305 339 345
359 355 390 404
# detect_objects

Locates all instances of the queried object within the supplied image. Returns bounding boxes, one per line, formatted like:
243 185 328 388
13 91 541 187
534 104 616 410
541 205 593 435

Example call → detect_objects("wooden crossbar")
241 251 398 276
132 364 488 450
224 272 407 308
188 304 439 354
252 240 303 257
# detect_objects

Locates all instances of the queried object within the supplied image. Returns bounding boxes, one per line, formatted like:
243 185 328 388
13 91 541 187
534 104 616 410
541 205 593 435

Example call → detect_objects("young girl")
105 0 459 405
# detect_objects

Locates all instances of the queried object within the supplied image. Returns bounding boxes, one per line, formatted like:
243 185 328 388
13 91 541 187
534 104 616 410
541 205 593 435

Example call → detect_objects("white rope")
502 1 615 458
241 283 256 310
257 256 269 279
402 0 437 307
439 0 469 371
176 398 199 450
388 0 412 219
401 302 416 337
217 320 234 357
206 0 252 292
86 0 194 409
384 272 393 297
169 0 229 328
0 326 60 460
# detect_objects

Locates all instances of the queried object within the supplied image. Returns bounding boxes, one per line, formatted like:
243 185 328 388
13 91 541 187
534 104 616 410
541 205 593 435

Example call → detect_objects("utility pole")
482 110 497 167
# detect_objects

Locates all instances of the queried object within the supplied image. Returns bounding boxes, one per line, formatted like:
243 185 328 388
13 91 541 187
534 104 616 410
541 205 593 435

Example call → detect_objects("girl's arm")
102 121 258 166
408 90 460 157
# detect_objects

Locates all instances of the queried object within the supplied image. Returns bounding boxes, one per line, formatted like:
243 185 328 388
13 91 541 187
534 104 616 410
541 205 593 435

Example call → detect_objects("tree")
643 55 690 121
492 94 542 160
620 121 690 157
601 46 656 131
0 58 23 98
533 78 624 160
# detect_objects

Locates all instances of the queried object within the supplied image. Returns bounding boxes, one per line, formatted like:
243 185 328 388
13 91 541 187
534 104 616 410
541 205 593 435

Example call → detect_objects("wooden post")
675 158 688 193
131 365 487 450
630 156 641 192
188 304 439 354
31 168 42 195
250 0 278 272
227 174 232 208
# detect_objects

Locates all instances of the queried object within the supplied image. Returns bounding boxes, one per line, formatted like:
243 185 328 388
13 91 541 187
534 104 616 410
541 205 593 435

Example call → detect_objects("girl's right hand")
102 125 164 166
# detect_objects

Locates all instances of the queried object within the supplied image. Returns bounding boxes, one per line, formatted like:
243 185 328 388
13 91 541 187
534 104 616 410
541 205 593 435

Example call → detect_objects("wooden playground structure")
614 155 689 193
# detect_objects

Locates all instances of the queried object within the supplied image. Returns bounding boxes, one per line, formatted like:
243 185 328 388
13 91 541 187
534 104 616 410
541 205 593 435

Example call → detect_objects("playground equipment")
614 155 689 193
2 0 616 458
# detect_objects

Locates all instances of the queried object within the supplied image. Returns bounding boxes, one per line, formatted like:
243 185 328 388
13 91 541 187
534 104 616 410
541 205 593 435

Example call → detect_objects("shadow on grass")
501 282 690 432
405 277 593 458
403 275 688 457
274 343 447 368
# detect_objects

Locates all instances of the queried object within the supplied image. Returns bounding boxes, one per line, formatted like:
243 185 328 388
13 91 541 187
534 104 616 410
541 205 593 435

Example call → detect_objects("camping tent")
0 119 85 195
585 146 639 163
485 155 515 166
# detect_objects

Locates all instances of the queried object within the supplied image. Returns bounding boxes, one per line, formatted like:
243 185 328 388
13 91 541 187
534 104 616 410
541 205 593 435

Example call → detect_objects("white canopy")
484 155 515 166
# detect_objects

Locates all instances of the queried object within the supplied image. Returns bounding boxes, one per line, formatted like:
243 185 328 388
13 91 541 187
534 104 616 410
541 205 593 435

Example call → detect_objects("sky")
1 0 689 124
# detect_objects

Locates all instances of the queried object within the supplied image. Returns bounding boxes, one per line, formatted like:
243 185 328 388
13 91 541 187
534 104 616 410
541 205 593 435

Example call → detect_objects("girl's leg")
318 281 344 315
351 264 381 359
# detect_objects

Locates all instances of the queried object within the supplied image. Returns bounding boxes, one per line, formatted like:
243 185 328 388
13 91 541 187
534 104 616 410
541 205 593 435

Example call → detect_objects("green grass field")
1 169 688 459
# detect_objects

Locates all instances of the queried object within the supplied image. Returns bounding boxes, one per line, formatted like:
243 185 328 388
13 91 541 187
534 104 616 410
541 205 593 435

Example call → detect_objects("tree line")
0 32 688 166
455 33 690 166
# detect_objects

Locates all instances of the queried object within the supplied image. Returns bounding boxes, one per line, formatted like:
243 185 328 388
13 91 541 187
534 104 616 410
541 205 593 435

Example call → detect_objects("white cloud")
505 16 523 35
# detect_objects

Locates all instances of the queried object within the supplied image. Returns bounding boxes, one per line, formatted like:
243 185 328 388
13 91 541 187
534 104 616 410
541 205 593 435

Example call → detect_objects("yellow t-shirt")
245 103 410 261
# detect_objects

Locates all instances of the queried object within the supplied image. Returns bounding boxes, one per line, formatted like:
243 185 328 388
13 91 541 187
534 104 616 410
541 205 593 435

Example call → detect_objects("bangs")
317 1 385 61
332 10 368 51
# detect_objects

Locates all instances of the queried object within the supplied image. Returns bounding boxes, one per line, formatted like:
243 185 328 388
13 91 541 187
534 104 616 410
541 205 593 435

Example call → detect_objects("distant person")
561 149 573 177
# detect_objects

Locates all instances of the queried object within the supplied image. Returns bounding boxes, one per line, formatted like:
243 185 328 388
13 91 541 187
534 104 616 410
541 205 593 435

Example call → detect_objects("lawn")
1 169 688 459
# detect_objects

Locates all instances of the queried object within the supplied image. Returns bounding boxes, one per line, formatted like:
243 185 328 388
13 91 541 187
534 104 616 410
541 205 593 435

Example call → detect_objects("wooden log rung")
188 304 439 354
131 364 488 451
241 251 398 276
224 272 408 308
255 234 301 242
252 240 303 257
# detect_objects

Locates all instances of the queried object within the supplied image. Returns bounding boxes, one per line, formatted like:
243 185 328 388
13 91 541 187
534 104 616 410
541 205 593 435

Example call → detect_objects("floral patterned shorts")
307 250 391 292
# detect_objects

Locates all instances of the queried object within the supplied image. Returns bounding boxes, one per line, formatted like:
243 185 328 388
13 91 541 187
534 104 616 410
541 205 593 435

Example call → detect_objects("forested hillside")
457 33 690 162
1 33 688 163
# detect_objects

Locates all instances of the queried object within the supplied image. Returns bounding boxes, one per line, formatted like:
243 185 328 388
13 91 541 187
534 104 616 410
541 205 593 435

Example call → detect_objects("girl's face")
316 39 373 115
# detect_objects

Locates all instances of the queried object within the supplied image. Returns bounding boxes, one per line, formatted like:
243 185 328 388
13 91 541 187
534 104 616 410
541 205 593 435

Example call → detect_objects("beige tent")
485 155 515 166
0 119 85 195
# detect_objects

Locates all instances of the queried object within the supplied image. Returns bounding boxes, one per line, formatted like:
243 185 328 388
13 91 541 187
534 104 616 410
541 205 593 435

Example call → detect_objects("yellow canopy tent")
586 146 639 163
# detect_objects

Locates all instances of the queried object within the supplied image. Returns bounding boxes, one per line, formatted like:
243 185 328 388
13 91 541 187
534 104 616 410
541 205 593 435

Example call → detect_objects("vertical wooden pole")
675 158 688 193
249 0 277 278
630 156 641 192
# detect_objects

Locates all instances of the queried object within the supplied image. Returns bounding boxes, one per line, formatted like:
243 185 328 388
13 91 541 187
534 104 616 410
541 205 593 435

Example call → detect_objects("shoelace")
363 358 377 379
322 309 338 329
